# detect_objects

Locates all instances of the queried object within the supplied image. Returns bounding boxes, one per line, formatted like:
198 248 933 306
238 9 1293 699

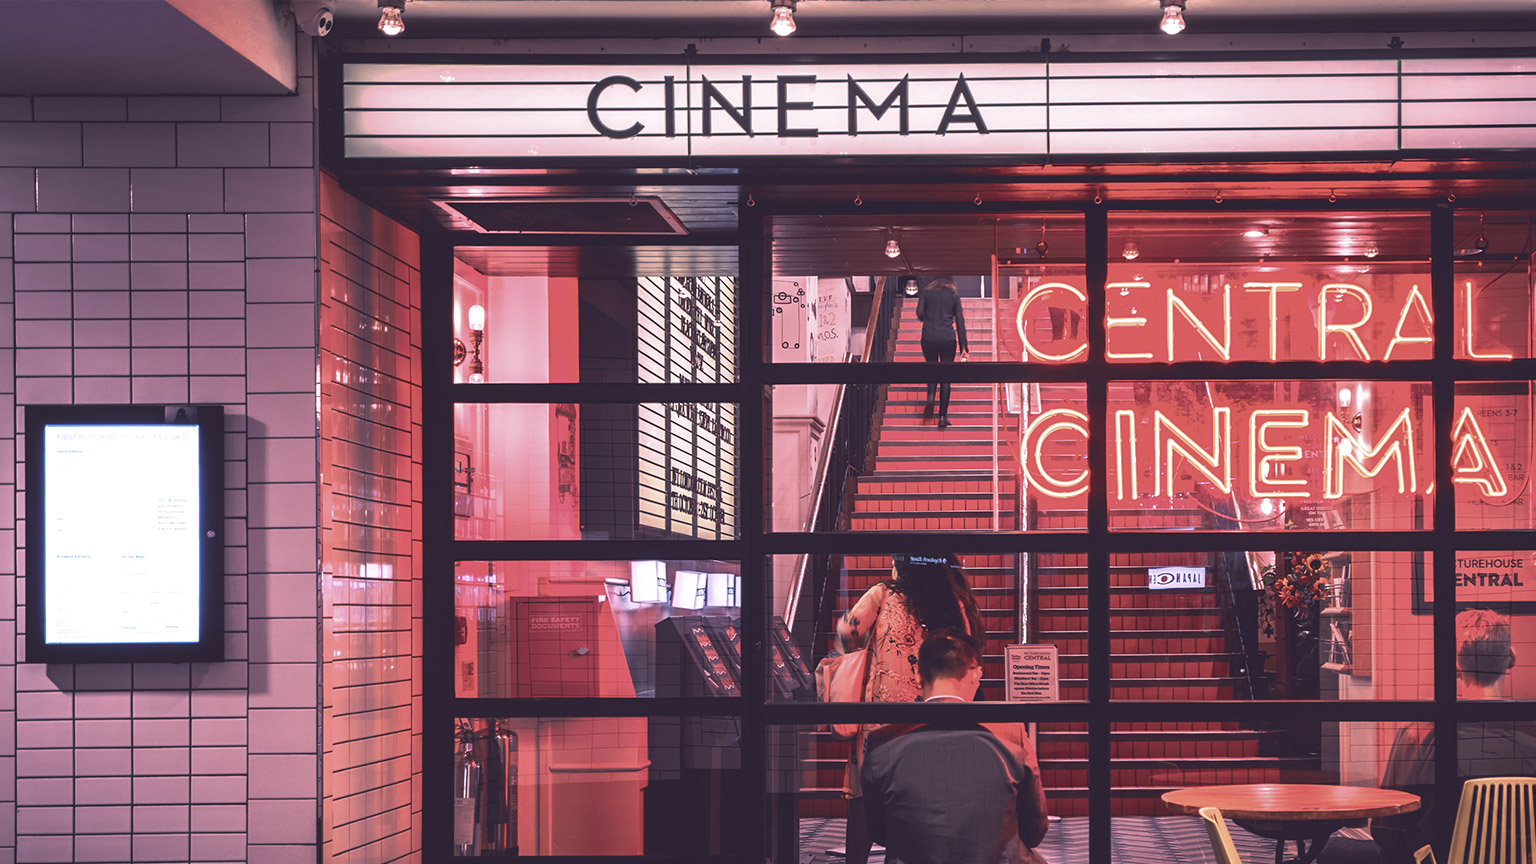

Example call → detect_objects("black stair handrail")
791 276 904 659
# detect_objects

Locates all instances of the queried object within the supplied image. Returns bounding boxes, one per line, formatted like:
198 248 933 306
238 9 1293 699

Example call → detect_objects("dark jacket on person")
1372 720 1536 863
916 287 969 353
861 721 1050 864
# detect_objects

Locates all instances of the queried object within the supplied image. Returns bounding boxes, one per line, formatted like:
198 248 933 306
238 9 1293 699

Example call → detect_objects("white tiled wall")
317 174 422 863
1 41 323 864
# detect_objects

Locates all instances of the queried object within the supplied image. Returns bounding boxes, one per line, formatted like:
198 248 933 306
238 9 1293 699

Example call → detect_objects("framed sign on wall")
24 405 225 663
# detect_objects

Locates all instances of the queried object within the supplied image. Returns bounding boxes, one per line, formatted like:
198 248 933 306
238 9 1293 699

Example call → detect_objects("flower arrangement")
1259 552 1332 639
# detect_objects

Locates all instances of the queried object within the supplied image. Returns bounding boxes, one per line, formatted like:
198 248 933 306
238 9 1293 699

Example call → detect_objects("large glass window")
435 205 1536 863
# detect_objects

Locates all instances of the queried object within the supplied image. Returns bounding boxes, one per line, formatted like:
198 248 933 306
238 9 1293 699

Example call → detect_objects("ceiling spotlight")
1159 0 1187 35
1122 240 1140 260
884 238 902 259
1243 227 1269 239
769 0 797 36
377 0 404 36
1364 244 1379 258
1474 215 1489 251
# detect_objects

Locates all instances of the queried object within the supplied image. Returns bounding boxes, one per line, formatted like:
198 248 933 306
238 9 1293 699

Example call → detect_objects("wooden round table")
1162 784 1421 864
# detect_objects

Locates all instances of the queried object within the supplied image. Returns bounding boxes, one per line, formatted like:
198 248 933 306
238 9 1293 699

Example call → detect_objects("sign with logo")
1005 644 1059 703
1149 566 1207 590
342 58 1536 161
1453 554 1536 603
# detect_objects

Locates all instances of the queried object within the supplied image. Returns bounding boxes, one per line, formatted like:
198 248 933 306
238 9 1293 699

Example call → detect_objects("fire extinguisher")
453 721 482 857
479 719 519 855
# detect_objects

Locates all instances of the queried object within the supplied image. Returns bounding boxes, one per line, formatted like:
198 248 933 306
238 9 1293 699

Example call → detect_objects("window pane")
1455 382 1535 531
1453 210 1535 361
1452 551 1536 701
451 247 738 384
769 214 1086 365
770 552 1070 704
1120 720 1408 863
1096 551 1432 702
1106 380 1433 532
455 559 742 699
455 402 738 540
770 384 1033 535
451 714 741 856
769 721 1072 864
1107 211 1430 364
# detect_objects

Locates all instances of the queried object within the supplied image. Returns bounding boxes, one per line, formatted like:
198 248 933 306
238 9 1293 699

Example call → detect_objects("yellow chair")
1414 776 1536 864
1198 806 1244 864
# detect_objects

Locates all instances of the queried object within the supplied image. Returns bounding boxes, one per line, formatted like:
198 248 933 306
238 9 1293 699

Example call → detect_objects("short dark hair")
1457 608 1514 687
918 629 982 684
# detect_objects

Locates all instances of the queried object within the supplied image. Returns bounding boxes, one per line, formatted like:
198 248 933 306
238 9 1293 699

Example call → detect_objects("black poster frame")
23 403 226 664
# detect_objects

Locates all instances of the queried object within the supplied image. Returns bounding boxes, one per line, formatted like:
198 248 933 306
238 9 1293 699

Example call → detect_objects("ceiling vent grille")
435 196 688 235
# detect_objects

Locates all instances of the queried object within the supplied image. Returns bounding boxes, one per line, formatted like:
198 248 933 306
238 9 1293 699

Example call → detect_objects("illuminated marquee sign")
342 58 1536 160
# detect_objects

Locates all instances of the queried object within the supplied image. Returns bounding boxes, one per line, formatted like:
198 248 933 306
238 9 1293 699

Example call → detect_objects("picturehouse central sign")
341 58 1536 160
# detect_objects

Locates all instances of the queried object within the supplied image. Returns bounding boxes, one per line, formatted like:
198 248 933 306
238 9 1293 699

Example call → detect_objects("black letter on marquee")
848 75 909 136
702 76 753 136
664 75 676 137
588 75 644 139
937 73 989 135
777 74 818 137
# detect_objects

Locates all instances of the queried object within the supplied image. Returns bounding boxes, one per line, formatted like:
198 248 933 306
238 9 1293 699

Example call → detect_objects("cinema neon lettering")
1023 405 1511 503
1016 276 1517 504
1013 280 1506 363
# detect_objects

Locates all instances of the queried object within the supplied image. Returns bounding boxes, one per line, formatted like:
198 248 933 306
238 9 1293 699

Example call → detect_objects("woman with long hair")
915 276 969 427
833 552 985 864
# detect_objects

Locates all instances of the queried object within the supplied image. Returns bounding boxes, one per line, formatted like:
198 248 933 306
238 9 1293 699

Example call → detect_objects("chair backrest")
1446 777 1536 864
1198 806 1244 864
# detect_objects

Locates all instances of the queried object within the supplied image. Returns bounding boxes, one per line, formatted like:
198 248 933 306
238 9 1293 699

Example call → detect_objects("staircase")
801 295 1304 819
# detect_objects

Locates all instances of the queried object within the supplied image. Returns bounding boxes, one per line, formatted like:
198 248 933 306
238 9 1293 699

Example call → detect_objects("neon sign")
1022 400 1513 505
1014 279 1510 363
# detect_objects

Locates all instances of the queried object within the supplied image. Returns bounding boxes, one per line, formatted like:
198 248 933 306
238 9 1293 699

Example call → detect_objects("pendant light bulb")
884 238 901 259
769 0 797 36
1122 240 1140 260
1364 244 1380 258
1159 0 1186 35
378 2 405 36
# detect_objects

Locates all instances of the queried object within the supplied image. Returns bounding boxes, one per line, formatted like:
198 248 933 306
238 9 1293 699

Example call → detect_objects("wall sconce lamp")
467 304 486 383
377 0 405 36
1159 0 1186 35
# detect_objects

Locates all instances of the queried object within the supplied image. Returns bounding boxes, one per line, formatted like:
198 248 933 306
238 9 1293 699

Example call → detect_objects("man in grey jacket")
861 631 1051 864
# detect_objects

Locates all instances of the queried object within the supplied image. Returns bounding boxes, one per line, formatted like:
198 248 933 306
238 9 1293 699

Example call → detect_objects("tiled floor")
797 816 1384 863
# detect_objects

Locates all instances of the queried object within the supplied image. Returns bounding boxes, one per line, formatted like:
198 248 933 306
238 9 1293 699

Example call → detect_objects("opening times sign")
638 276 739 539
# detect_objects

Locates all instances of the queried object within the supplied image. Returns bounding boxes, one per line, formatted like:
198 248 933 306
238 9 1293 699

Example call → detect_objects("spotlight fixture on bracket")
769 0 797 36
1122 240 1140 260
1159 0 1186 35
884 235 902 259
377 0 404 36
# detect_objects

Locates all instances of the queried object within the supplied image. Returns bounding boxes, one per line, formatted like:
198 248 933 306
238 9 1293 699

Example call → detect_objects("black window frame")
423 192 1536 863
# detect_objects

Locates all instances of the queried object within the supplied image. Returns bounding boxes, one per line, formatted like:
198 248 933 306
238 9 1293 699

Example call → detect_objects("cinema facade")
6 22 1536 864
313 42 1536 862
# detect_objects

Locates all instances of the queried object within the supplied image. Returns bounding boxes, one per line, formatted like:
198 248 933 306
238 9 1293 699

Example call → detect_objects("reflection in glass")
453 714 740 856
454 560 742 699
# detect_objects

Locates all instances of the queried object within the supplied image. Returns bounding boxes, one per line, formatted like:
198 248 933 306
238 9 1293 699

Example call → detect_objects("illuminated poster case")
638 276 739 540
24 405 225 663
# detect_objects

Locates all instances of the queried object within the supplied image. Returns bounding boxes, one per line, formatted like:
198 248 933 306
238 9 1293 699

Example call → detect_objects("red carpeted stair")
800 297 1292 819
